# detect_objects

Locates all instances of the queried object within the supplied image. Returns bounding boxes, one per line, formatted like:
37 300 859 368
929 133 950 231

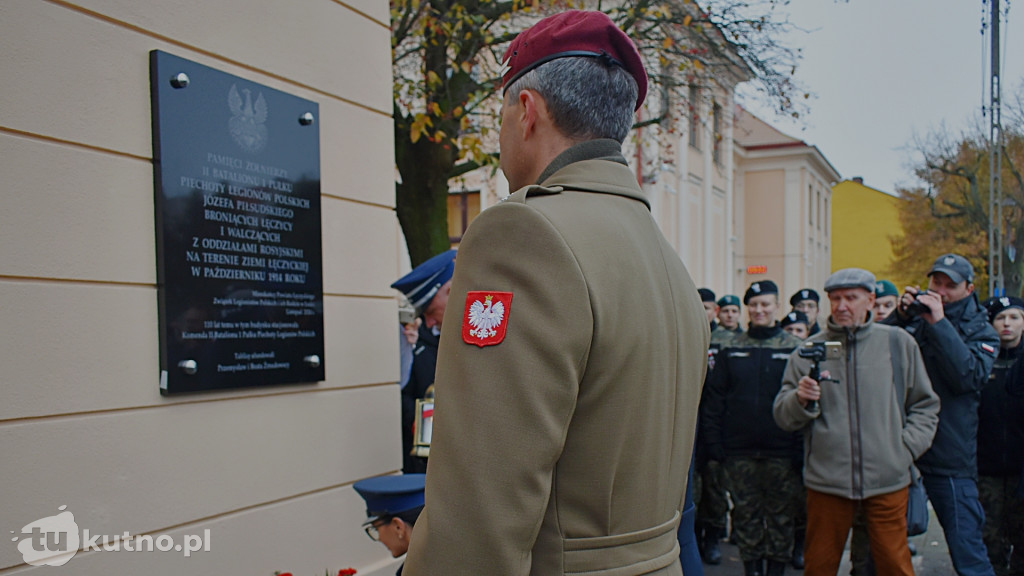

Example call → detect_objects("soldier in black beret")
977 296 1024 573
789 288 821 336
780 311 810 340
704 280 803 576
699 288 719 330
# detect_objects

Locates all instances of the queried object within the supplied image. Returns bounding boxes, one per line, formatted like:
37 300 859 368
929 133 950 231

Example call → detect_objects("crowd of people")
347 9 1024 576
692 253 1024 576
365 251 1024 576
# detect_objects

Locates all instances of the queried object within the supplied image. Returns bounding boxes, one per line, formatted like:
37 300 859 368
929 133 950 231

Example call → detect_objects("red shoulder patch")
462 291 513 347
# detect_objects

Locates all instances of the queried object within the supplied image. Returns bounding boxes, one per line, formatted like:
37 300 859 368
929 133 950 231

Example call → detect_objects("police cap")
928 253 975 284
390 249 457 314
353 473 426 523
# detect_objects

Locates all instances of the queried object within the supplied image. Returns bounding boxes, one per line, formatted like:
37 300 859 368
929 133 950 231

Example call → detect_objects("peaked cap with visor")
500 10 648 111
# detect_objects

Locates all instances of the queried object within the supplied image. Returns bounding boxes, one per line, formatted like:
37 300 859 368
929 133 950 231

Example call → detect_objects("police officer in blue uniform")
390 250 457 473
353 474 426 576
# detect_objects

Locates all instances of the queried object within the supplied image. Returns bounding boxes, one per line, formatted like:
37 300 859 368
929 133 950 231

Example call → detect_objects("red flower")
338 570 357 576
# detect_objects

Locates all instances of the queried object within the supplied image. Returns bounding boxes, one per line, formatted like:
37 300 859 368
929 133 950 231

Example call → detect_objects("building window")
448 190 480 243
816 189 822 230
688 85 700 149
712 101 722 165
808 186 814 227
824 197 830 236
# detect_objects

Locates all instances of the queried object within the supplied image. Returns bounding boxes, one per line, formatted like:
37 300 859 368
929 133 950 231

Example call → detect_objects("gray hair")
505 56 638 143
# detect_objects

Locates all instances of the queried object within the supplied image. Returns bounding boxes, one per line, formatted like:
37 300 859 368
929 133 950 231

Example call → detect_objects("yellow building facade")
831 178 904 280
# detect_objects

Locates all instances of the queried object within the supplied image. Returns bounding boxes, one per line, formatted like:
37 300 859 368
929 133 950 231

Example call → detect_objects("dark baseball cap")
500 10 648 111
928 253 974 284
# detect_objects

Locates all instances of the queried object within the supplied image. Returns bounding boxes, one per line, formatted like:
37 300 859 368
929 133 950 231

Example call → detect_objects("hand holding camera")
900 286 944 324
797 341 842 412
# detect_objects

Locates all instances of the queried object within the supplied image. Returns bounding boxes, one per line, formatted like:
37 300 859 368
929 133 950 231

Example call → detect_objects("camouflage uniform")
696 327 736 535
723 456 802 563
702 325 804 565
978 475 1024 575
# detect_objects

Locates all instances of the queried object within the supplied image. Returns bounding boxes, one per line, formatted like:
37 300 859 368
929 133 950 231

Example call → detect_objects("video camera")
797 341 842 412
904 290 935 317
398 295 418 325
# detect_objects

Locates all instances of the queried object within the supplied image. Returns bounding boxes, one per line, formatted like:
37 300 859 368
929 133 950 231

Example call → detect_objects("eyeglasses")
364 519 388 542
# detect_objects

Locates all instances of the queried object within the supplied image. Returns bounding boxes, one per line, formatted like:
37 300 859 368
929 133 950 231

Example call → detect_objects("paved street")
701 504 955 575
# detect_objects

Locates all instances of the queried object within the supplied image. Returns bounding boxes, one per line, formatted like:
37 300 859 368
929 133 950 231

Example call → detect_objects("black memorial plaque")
151 50 325 394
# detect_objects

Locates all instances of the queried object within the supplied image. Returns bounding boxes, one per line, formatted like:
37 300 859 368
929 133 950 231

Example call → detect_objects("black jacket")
702 324 803 461
978 340 1024 476
402 323 439 473
883 294 999 478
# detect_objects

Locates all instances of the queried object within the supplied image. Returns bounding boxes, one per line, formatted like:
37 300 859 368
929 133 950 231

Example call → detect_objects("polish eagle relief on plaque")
228 84 268 154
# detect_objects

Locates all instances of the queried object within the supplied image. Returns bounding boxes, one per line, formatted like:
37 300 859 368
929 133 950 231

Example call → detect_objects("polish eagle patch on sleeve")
462 291 513 347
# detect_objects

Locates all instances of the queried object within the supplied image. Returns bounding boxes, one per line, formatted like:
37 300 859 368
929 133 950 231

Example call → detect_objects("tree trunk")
394 116 456 267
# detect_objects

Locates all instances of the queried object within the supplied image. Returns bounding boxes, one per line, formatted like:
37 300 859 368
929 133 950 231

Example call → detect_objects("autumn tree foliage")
391 0 805 265
892 115 1024 298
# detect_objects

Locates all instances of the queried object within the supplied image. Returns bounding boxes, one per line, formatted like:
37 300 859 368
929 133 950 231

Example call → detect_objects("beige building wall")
638 82 742 295
731 108 838 321
1 1 404 575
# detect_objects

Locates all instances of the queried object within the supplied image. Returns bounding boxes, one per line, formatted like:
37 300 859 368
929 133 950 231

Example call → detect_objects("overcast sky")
739 0 1024 194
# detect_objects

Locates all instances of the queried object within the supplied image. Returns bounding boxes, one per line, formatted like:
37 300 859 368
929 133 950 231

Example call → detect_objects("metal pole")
989 0 1004 296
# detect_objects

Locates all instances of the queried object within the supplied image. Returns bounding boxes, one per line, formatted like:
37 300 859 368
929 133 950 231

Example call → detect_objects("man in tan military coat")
403 10 709 576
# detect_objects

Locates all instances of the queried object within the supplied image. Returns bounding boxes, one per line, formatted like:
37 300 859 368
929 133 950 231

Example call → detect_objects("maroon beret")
500 10 648 111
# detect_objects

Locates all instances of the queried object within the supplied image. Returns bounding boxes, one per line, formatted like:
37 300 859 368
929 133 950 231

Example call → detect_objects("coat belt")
563 511 681 576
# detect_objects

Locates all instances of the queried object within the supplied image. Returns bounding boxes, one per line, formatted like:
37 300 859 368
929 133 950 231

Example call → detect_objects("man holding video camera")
774 268 939 575
883 253 1000 576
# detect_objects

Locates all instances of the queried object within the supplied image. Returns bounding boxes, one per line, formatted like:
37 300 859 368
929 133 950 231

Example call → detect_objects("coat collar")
825 310 876 337
537 140 650 209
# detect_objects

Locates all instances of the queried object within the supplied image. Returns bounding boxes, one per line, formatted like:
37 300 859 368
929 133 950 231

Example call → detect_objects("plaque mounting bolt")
299 112 315 126
303 355 321 368
170 73 190 89
178 359 198 375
